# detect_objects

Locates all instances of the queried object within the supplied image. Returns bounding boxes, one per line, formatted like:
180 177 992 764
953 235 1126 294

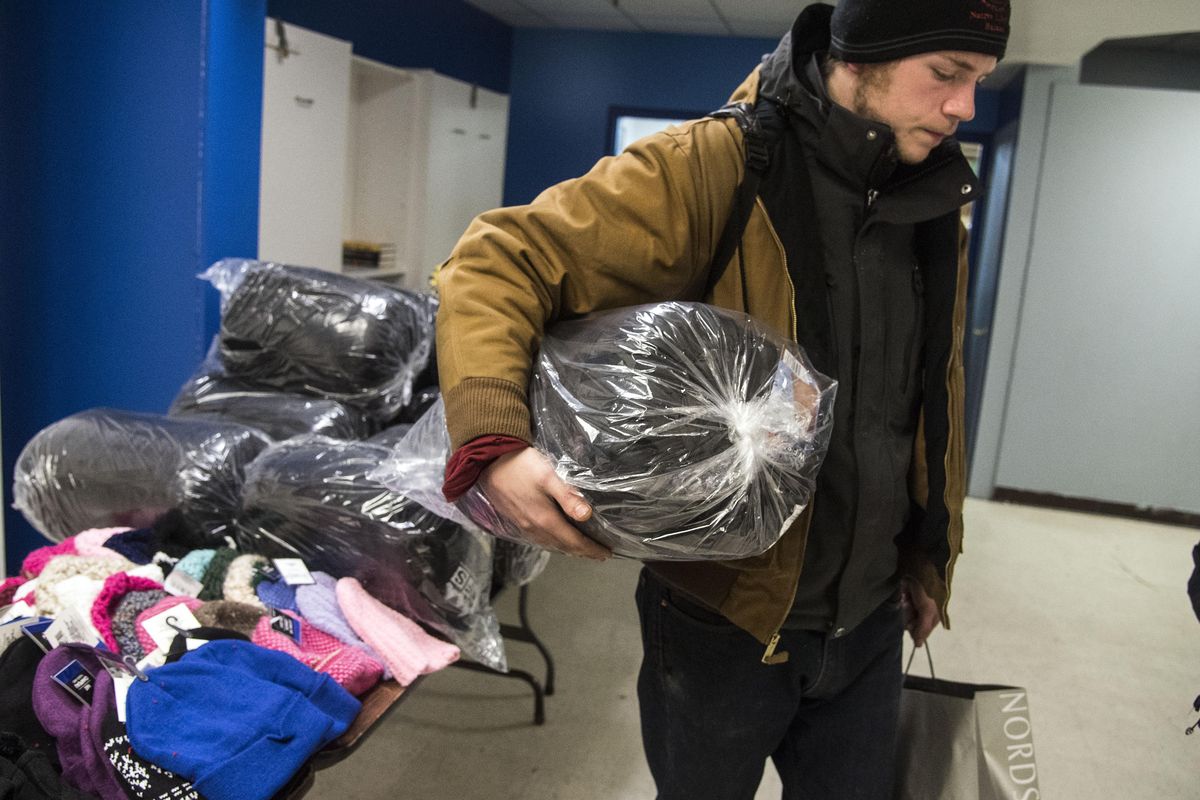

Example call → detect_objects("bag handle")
904 643 936 680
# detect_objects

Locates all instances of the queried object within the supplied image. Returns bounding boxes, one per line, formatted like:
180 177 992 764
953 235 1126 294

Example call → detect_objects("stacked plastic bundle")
170 355 371 441
235 435 507 670
383 302 837 561
203 258 436 425
12 408 270 544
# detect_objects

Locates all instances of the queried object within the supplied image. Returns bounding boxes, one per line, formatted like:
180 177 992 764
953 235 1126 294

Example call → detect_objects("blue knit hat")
173 549 216 583
126 639 360 800
255 575 299 613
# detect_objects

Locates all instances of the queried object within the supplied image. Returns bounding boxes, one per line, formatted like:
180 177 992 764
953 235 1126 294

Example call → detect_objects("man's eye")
933 69 955 82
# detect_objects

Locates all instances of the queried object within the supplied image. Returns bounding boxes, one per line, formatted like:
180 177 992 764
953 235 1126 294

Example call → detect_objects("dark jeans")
635 568 904 800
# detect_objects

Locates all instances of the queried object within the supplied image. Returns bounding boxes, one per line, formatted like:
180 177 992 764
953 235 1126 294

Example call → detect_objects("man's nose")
944 83 976 123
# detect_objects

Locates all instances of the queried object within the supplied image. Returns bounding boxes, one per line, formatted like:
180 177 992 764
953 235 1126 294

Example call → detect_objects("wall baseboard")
991 488 1200 530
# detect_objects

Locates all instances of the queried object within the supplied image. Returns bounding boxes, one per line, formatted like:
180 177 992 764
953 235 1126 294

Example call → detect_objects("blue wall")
0 0 264 574
267 0 513 94
503 28 1003 206
504 29 775 205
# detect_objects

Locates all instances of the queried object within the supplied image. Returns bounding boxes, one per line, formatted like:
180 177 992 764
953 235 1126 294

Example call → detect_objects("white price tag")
139 604 203 653
43 605 102 649
272 558 315 586
112 671 134 723
0 601 33 625
163 569 204 598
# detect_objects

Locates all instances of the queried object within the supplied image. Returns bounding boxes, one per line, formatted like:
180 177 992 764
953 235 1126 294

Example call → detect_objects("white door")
258 19 351 272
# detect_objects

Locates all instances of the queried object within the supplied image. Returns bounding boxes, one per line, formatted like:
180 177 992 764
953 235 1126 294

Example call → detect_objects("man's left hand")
900 577 941 648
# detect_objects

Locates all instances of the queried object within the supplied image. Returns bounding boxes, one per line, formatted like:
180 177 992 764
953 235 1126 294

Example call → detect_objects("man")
435 1 1009 797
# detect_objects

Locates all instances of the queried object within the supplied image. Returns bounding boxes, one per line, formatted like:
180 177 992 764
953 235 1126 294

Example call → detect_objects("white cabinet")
258 20 351 272
258 19 509 290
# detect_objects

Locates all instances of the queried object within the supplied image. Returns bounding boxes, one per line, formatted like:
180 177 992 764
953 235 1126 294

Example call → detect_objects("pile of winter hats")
1 521 463 800
11 260 549 674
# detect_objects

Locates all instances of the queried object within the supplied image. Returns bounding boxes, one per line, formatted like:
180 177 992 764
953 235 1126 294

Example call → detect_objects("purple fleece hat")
31 642 127 800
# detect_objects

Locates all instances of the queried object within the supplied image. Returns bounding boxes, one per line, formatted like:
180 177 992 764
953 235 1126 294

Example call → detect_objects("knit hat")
101 527 158 565
88 686 201 800
0 638 59 769
294 572 388 675
250 610 383 697
0 733 89 800
31 642 197 800
126 639 360 800
0 576 26 607
134 596 204 656
221 554 269 609
198 548 238 601
193 601 265 639
20 539 78 579
149 508 214 559
171 549 216 584
90 573 166 657
336 577 459 687
73 527 130 558
32 556 135 619
255 575 299 613
31 643 125 799
829 0 1010 63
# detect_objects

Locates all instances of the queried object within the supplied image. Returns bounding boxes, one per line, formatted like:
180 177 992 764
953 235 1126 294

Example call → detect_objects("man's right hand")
476 447 611 561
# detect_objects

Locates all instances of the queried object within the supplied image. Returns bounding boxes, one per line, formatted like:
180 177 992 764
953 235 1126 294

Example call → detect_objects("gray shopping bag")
894 649 1040 800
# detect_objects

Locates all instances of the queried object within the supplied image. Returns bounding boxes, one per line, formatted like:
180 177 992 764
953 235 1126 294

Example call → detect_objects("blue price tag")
52 659 95 706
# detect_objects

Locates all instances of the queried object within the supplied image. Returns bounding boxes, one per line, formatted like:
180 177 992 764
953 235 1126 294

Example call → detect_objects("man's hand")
477 447 611 561
900 577 941 648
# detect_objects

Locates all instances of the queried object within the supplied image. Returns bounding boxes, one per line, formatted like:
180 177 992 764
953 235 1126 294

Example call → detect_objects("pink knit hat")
20 538 78 578
134 596 204 656
251 610 384 697
91 573 166 656
335 577 459 687
0 576 26 606
73 527 132 558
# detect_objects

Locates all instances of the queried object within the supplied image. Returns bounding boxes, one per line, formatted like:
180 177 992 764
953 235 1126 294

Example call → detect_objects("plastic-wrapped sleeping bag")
370 399 551 590
235 436 506 670
203 258 435 420
13 408 270 543
170 366 370 441
365 424 414 450
386 302 836 561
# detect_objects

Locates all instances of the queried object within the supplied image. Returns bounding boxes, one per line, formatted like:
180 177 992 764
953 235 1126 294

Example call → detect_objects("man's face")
851 51 998 164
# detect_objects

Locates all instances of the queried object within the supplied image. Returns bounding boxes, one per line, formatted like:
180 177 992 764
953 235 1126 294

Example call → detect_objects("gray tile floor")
310 498 1200 798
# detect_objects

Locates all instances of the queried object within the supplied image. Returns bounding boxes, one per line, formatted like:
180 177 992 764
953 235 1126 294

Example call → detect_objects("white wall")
1006 0 1200 66
971 65 1073 497
982 82 1200 512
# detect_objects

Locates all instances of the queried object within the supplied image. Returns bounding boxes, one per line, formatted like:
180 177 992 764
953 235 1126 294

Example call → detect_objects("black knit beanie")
829 0 1010 63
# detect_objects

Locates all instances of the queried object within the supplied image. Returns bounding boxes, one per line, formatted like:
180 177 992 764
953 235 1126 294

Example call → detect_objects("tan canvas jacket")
435 67 969 663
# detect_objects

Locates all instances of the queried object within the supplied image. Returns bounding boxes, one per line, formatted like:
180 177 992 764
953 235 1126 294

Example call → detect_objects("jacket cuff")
897 547 951 629
443 377 532 450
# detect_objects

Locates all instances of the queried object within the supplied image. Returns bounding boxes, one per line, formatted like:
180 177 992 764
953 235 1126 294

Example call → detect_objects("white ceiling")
464 0 802 38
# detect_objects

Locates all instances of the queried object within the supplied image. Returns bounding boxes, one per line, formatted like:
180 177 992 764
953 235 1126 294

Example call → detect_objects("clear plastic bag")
370 400 552 589
384 302 836 561
235 435 506 670
201 258 435 421
170 339 370 441
12 408 270 543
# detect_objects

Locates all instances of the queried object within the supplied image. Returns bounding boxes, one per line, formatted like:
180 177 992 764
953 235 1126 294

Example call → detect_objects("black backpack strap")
705 98 787 297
